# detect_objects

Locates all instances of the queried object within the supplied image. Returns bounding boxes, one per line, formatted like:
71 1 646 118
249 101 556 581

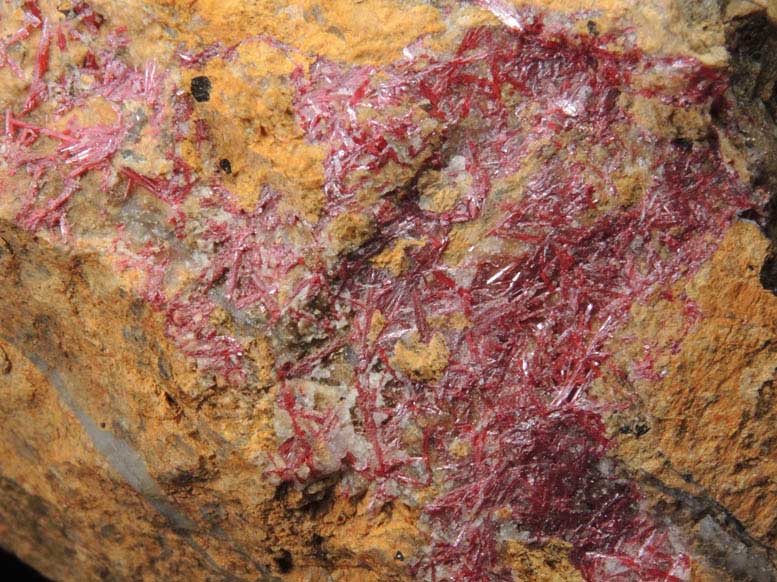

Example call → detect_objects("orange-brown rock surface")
1 1 776 581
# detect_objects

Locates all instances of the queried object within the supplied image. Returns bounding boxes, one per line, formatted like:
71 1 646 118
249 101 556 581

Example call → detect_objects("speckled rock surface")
1 1 776 581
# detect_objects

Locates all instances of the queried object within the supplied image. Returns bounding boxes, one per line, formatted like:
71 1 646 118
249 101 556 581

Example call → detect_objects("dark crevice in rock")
273 549 293 574
640 471 777 581
309 533 330 563
718 8 777 293
760 252 777 294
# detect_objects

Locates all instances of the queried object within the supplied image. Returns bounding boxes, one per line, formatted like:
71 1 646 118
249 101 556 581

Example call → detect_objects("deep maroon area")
285 10 753 582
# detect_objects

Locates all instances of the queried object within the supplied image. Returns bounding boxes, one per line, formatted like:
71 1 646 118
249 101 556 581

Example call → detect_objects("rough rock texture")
1 1 777 581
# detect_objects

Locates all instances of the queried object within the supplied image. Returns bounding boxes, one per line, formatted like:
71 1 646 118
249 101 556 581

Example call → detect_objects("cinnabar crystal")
1 2 761 581
283 6 753 581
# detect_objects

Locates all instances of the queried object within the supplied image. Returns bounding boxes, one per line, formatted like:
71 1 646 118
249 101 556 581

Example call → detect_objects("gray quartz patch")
0 338 261 582
26 353 197 533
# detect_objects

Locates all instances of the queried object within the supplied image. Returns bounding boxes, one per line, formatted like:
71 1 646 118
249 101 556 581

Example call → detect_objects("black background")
0 547 50 581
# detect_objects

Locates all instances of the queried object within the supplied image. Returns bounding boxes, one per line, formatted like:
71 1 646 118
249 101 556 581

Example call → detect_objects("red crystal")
1 3 761 580
286 8 753 581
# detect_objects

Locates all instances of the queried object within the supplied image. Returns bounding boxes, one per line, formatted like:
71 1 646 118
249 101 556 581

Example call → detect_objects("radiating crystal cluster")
1 1 759 580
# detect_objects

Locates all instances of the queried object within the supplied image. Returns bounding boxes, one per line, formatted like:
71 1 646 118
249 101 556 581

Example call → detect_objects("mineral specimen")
1 1 776 581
